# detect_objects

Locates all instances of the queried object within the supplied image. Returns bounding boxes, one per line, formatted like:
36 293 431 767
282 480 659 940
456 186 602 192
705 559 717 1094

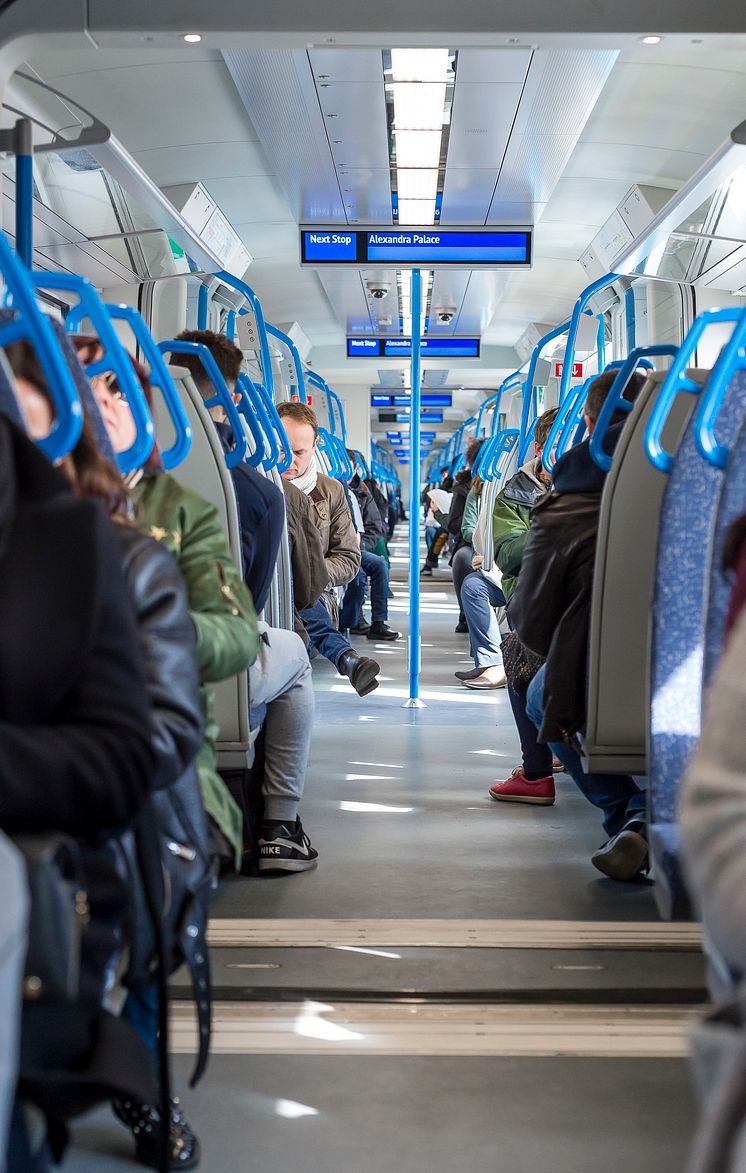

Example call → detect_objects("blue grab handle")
556 376 595 461
589 348 676 472
266 323 308 404
542 382 588 475
216 271 275 406
558 274 621 407
0 234 83 459
234 374 266 469
694 308 746 468
239 374 278 470
159 339 248 469
477 428 519 481
252 380 292 474
644 309 746 473
100 304 192 471
48 275 154 473
317 427 340 477
306 370 347 443
475 389 502 439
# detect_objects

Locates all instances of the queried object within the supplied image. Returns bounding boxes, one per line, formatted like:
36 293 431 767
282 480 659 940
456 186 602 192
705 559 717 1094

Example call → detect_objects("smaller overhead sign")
553 361 585 379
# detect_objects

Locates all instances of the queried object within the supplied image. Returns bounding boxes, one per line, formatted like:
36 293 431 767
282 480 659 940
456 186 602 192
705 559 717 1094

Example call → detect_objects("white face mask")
287 462 318 496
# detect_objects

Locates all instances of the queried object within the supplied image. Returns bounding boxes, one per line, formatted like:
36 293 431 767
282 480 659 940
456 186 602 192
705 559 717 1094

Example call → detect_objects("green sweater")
490 461 546 602
131 470 260 863
461 488 480 546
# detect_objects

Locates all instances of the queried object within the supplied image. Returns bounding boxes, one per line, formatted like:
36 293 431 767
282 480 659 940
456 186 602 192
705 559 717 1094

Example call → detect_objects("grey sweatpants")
249 622 314 823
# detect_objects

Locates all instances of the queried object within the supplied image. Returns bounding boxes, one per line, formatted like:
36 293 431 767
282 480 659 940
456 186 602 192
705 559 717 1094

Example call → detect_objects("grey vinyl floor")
66 531 702 1172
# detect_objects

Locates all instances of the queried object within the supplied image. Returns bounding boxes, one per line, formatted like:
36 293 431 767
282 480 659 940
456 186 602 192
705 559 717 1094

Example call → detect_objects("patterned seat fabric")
703 372 746 688
650 368 746 918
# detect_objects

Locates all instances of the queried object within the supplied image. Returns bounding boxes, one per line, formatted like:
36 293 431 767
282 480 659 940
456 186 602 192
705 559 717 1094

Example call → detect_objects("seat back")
154 366 252 768
703 371 746 688
581 369 706 774
650 365 746 917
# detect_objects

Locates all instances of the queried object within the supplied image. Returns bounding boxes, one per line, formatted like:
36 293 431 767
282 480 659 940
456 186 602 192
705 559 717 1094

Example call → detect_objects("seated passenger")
277 402 381 698
444 438 486 633
9 339 210 1167
485 409 564 803
510 369 648 881
0 408 156 1171
163 329 319 874
345 460 399 641
69 342 252 865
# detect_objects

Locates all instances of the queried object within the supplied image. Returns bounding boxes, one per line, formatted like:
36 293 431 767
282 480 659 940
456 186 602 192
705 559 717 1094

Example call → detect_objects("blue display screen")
301 231 358 263
303 227 531 268
348 338 479 359
371 393 393 406
395 410 443 423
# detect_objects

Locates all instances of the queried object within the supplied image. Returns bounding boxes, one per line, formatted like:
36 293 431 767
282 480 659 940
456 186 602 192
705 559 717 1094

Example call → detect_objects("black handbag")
13 834 89 1005
500 632 545 690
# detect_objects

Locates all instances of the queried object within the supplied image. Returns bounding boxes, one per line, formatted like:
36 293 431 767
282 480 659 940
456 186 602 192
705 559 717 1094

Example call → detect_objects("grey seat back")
581 369 706 774
154 365 252 768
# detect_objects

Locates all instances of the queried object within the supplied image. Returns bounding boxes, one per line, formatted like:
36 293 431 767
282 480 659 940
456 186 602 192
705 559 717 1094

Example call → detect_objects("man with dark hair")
277 401 382 697
172 329 318 875
511 369 649 880
173 328 285 615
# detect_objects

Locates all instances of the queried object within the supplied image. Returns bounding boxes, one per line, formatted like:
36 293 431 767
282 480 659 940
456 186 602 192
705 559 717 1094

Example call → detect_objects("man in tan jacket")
278 401 381 697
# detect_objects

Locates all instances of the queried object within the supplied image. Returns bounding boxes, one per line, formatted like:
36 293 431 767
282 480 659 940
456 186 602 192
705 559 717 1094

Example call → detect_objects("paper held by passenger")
427 489 453 512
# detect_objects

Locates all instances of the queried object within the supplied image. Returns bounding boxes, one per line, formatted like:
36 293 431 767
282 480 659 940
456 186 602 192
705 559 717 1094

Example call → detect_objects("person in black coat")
510 370 649 881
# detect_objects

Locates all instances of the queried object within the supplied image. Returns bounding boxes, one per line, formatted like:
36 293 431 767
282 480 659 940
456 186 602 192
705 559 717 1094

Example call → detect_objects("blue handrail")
475 390 502 438
266 323 308 404
234 373 267 469
487 428 520 481
253 381 292 474
45 273 154 473
541 383 587 475
240 374 278 470
694 308 746 468
197 283 210 331
317 427 341 477
589 348 673 472
558 274 621 407
0 234 83 460
99 304 192 471
555 376 594 462
306 369 348 444
518 318 572 461
216 271 275 404
159 338 248 469
644 308 746 473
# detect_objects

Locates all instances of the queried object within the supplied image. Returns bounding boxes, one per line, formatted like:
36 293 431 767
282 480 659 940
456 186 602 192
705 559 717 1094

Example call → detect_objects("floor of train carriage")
69 529 705 1172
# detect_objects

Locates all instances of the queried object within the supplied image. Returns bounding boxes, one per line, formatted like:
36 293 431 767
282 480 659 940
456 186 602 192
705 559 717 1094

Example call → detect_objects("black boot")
366 621 400 642
112 1097 201 1170
337 650 380 696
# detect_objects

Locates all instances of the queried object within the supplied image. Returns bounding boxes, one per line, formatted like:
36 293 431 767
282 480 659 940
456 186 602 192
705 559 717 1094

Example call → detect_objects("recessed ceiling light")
640 34 663 44
183 33 202 43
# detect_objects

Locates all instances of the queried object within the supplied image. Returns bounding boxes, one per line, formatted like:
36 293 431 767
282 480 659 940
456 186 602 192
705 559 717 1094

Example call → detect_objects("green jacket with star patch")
130 469 260 862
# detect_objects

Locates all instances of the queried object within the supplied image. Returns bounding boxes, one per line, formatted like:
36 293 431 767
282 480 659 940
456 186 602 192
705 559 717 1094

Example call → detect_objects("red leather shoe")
488 767 555 806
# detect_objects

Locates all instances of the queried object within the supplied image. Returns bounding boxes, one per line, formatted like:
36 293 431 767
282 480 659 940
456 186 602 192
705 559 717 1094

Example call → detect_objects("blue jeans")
425 525 438 552
526 665 647 839
300 599 351 668
461 571 505 668
340 570 366 631
361 549 389 623
123 982 160 1064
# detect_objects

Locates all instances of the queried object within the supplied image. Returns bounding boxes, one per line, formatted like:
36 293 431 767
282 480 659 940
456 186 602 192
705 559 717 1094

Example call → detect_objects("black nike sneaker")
258 819 319 874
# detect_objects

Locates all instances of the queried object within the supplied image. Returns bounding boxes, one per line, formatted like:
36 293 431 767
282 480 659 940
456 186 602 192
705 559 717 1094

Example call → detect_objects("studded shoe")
112 1097 201 1170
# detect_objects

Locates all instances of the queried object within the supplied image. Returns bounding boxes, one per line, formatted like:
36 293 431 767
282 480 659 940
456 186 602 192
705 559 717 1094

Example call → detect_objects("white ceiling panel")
445 84 525 169
440 170 503 223
194 174 295 227
223 48 346 224
563 142 707 187
317 269 375 336
308 47 388 84
333 168 393 223
454 271 511 336
132 141 269 186
456 48 533 85
428 270 470 334
317 83 390 174
232 222 299 260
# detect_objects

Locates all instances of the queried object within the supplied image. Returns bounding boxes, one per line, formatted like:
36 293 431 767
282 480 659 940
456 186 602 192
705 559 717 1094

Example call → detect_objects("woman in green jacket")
79 341 259 867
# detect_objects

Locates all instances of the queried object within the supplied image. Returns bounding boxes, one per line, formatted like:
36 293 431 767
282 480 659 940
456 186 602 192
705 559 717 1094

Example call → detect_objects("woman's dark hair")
723 514 746 573
5 338 131 518
465 437 486 470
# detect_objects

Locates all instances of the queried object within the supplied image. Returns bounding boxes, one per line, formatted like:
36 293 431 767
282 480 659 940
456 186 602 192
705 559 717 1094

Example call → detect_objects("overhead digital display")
372 393 453 408
395 410 443 423
348 338 480 359
302 227 532 269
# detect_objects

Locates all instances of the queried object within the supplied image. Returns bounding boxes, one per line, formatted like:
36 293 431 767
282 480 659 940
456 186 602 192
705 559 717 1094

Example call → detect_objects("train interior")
0 9 745 1171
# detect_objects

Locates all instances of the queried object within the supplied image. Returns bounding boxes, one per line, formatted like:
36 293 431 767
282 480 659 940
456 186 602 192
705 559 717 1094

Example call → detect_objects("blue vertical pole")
197 283 210 330
597 313 606 372
226 310 237 341
406 268 424 707
625 286 636 354
15 119 33 268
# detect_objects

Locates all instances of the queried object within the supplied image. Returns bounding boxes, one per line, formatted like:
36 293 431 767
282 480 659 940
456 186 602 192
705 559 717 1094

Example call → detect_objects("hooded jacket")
491 459 547 601
130 469 259 860
509 425 623 744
